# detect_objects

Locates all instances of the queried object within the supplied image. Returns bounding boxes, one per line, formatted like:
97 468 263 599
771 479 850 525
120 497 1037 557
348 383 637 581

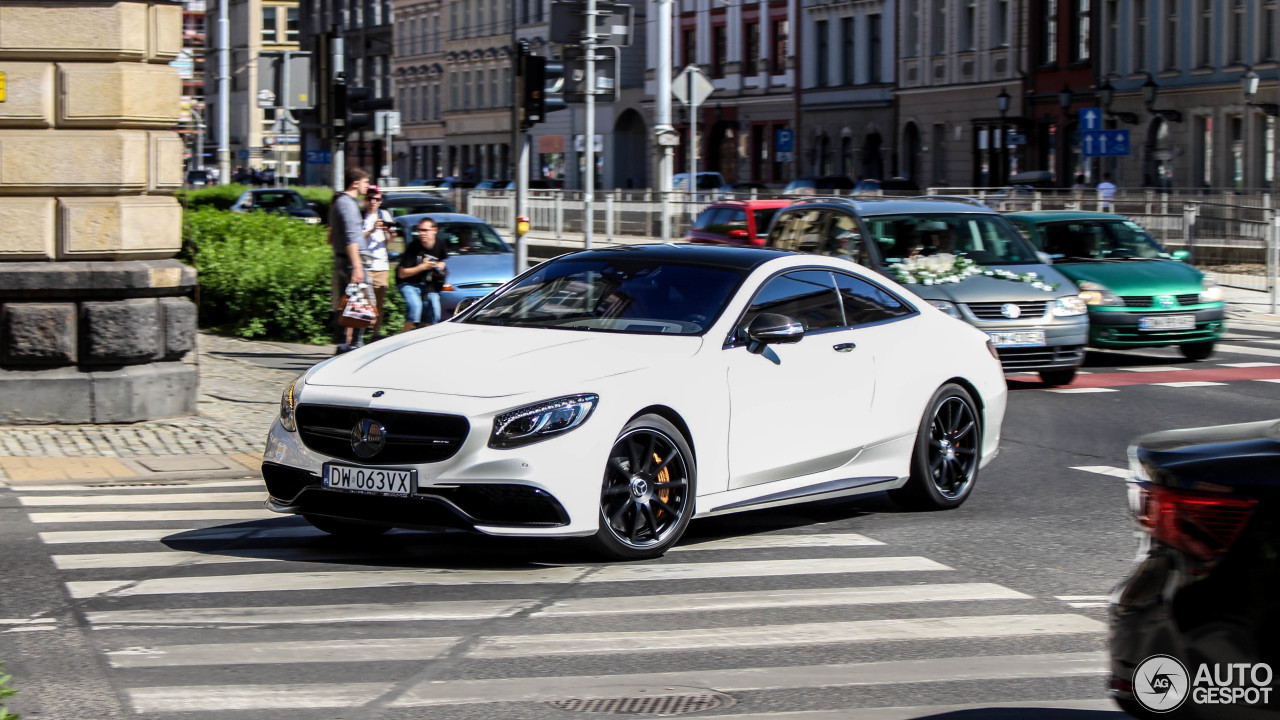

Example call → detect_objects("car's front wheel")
1179 341 1215 361
588 415 696 560
303 514 390 538
891 384 981 510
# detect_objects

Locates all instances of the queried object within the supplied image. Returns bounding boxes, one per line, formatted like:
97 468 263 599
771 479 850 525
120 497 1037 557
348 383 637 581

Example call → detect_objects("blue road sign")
237 149 249 160
775 128 794 153
1079 108 1104 131
1081 129 1131 157
305 150 333 164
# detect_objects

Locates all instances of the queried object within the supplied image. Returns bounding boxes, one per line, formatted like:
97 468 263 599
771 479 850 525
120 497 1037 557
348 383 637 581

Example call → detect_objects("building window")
840 17 854 84
520 0 528 24
408 87 418 121
1071 0 1088 61
1198 115 1213 188
286 7 298 42
535 0 543 23
772 19 788 74
1040 0 1058 66
1163 2 1177 70
1134 0 1148 72
907 0 921 56
1265 1 1278 62
489 68 498 107
931 0 946 56
421 84 429 120
961 0 976 51
684 28 696 67
463 70 471 109
1230 115 1244 190
992 0 1010 47
1229 0 1244 65
746 22 760 75
262 106 277 132
449 74 457 111
814 20 828 86
868 14 882 82
1196 0 1212 67
713 24 727 78
1103 0 1118 73
261 6 277 42
451 2 459 37
433 83 441 118
1263 115 1275 188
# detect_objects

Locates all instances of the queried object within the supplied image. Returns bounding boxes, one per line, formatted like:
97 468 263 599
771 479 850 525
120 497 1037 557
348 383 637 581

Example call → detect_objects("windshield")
436 222 509 254
863 213 1041 266
753 208 780 236
250 192 306 210
1037 220 1170 260
461 258 745 335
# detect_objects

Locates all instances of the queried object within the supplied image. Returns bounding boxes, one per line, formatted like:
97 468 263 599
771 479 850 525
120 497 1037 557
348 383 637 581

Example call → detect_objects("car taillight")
1133 484 1257 563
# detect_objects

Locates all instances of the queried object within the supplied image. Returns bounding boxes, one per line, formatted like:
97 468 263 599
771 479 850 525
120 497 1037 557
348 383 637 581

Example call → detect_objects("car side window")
691 208 717 231
820 214 866 264
740 270 844 335
833 272 914 327
766 211 803 248
724 209 748 233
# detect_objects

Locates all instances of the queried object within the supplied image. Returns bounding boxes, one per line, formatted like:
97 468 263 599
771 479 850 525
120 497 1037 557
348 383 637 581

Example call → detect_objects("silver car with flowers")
767 197 1089 385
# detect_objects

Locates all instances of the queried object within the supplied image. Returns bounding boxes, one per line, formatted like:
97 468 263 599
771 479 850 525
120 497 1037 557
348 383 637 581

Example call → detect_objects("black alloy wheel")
1179 341 1215 361
891 383 981 510
303 514 391 538
590 415 695 560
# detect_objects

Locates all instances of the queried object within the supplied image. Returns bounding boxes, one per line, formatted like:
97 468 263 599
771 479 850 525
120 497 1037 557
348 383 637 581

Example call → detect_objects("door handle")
833 343 856 352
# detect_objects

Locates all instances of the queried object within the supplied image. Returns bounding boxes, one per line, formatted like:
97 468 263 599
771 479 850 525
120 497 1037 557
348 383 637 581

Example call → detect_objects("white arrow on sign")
1100 133 1108 154
1082 108 1100 130
1083 134 1094 155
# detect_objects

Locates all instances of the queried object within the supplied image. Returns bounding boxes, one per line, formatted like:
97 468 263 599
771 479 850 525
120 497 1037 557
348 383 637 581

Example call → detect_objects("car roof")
1005 210 1127 222
382 193 450 202
704 199 792 209
779 196 997 217
392 212 489 224
561 243 793 270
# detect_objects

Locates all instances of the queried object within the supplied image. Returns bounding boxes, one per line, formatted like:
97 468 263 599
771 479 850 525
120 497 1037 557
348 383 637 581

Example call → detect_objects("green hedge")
179 184 338 219
1 660 18 720
182 208 405 344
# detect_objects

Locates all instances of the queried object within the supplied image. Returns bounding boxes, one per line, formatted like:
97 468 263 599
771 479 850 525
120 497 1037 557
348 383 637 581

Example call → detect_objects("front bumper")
962 314 1089 372
1089 305 1226 348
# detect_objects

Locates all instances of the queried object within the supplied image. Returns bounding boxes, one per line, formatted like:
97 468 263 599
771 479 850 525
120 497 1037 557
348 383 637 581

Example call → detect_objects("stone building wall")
0 0 198 424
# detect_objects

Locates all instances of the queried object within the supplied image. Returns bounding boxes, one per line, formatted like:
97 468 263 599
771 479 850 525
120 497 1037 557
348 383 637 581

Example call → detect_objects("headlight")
1199 276 1224 303
1053 295 1088 316
305 216 321 224
280 379 298 432
1077 281 1123 306
928 300 961 319
490 394 599 448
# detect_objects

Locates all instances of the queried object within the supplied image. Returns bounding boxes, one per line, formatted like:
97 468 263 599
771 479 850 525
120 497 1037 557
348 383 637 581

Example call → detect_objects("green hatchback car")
1005 211 1225 360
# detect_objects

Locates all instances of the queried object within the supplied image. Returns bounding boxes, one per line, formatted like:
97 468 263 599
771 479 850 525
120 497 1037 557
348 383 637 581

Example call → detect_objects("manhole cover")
547 691 732 715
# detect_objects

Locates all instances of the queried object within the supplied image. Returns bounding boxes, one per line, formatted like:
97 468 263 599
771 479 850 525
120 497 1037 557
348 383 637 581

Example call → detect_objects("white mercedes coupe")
264 244 1007 559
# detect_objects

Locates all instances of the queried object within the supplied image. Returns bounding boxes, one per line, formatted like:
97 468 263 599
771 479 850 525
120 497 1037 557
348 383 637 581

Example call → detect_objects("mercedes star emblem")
350 418 388 459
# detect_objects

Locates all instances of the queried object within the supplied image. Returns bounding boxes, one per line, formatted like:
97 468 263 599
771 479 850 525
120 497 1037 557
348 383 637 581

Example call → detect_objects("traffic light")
331 79 374 136
520 54 567 127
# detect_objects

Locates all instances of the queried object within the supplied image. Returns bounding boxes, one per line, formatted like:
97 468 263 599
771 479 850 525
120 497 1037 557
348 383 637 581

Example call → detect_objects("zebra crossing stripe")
689 698 1118 719
38 526 322 544
87 599 539 627
668 533 884 551
107 636 461 668
28 509 276 524
64 557 951 598
1070 465 1129 479
1046 387 1118 394
17 479 264 493
466 614 1104 659
19 492 267 507
129 682 392 712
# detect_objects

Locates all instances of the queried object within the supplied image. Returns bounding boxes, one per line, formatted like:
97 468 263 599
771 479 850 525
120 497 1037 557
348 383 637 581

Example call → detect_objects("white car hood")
306 324 704 398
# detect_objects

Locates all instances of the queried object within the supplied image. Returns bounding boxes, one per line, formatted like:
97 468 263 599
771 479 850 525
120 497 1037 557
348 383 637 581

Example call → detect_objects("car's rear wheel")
891 384 981 510
1038 368 1078 386
303 514 390 538
588 415 695 561
1179 341 1215 361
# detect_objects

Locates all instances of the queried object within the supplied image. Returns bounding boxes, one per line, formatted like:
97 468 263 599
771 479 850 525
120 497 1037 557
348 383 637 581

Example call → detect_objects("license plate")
988 330 1046 347
1139 314 1196 331
322 463 416 496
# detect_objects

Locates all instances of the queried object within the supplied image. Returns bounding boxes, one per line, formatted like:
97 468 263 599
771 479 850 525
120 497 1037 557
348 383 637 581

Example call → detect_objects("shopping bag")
338 282 378 328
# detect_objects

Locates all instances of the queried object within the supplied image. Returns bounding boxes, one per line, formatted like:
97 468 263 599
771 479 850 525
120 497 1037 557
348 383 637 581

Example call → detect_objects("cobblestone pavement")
0 333 332 484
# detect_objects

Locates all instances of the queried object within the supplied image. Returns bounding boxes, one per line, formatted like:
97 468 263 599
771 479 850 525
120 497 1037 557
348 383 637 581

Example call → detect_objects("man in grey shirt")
332 167 371 353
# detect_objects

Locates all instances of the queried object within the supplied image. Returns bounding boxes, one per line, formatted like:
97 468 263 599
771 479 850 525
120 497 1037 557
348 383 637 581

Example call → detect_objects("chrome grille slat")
964 301 1050 320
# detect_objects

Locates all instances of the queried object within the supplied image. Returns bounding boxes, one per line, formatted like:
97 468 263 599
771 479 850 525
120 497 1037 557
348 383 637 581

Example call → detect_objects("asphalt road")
3 324 1280 720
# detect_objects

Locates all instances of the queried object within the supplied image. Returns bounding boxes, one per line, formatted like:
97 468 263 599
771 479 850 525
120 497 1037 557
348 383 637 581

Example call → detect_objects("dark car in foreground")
391 212 514 318
231 189 322 224
1110 419 1280 718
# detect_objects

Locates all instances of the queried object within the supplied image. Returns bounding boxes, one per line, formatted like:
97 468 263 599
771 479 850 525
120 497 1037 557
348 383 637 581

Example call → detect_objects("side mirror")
728 229 749 240
1036 251 1053 265
1172 250 1190 262
744 313 805 353
454 296 481 316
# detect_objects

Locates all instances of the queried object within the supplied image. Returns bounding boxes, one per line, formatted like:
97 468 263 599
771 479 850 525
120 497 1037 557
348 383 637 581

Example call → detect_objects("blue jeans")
399 284 441 325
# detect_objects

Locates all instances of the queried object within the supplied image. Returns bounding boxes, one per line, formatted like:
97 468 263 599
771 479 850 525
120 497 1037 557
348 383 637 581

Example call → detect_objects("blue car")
390 213 515 318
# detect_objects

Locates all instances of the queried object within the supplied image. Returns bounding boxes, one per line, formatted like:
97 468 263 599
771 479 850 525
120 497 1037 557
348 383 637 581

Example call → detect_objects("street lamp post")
1242 68 1280 117
1142 73 1183 123
996 88 1010 186
1098 79 1139 125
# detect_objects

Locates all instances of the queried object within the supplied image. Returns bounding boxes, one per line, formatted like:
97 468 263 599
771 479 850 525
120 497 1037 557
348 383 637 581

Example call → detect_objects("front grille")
280 484 569 528
295 404 470 465
1176 293 1200 306
291 488 476 530
996 344 1086 370
1120 296 1151 307
965 301 1049 320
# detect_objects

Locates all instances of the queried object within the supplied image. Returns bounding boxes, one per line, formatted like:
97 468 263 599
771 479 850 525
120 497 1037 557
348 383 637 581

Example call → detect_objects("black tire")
1179 341 1215 361
891 383 981 511
1038 368 1078 386
587 414 696 561
303 514 391 538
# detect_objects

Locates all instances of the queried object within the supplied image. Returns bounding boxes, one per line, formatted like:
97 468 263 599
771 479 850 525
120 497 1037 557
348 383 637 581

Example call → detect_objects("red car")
684 200 790 246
